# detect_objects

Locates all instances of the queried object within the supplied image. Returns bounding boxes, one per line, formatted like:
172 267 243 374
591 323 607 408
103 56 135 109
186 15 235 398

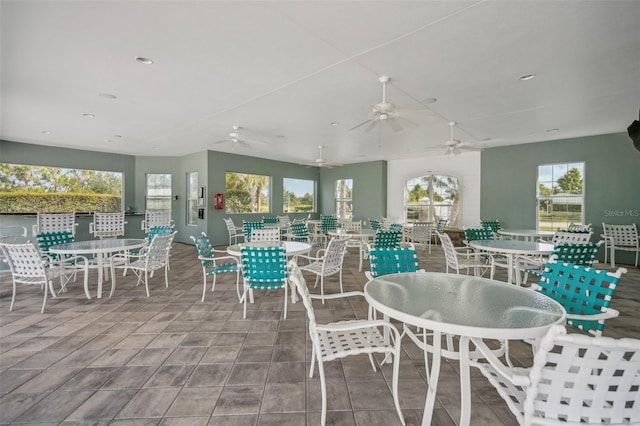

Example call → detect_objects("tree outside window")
283 178 315 213
404 174 460 227
225 172 270 213
335 179 352 220
537 163 584 230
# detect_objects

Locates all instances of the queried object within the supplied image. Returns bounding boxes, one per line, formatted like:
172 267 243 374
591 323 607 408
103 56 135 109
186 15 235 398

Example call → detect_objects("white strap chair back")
551 230 592 244
250 228 281 242
33 212 78 236
142 210 172 233
472 324 640 425
90 212 126 239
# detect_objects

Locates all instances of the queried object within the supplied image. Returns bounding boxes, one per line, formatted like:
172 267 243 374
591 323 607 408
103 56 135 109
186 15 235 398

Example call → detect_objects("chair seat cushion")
207 262 238 274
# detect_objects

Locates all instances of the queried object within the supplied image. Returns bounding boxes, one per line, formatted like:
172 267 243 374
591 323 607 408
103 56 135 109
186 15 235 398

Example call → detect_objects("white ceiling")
2 1 639 166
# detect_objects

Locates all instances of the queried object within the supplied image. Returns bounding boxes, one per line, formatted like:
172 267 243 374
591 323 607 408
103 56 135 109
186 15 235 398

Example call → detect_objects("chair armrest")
198 255 239 264
308 291 365 300
315 319 400 336
566 309 619 322
297 250 325 261
514 255 545 268
469 337 531 387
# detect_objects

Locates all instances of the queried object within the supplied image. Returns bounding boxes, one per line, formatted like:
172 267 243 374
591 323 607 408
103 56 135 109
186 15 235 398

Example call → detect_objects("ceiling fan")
214 125 264 149
311 145 341 168
437 122 483 155
350 76 434 132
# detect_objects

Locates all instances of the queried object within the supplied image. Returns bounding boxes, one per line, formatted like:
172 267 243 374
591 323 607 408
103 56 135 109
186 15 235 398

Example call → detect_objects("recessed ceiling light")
546 128 559 133
82 113 95 118
330 122 339 126
422 98 438 104
99 93 117 99
113 134 123 138
136 57 154 65
153 146 160 150
519 74 536 81
41 130 50 134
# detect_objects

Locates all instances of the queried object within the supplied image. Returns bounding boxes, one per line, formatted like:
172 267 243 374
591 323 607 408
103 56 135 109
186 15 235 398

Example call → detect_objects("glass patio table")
364 272 565 426
498 228 555 241
48 238 147 298
467 239 554 285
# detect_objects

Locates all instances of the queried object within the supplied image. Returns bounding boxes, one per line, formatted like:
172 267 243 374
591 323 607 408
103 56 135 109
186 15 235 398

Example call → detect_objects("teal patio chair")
532 259 626 336
372 230 403 249
366 244 422 280
35 231 91 296
288 222 325 251
480 220 502 234
516 241 602 285
320 215 338 236
369 219 382 231
243 220 263 242
190 232 240 302
240 245 288 319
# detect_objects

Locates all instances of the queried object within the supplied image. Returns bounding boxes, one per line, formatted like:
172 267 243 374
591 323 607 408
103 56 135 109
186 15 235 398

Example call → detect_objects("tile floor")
1 240 638 425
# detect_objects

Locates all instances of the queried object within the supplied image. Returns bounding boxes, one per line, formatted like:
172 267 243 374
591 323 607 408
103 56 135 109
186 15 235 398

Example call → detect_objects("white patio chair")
471 324 640 425
223 217 245 245
250 227 280 242
90 212 126 239
437 231 493 277
288 262 405 426
110 232 176 297
0 242 89 313
297 237 349 301
602 222 639 267
141 210 173 234
409 222 433 253
32 212 78 236
546 230 593 244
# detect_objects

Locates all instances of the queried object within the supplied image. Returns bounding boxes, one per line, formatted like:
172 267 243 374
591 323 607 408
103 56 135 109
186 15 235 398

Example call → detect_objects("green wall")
319 160 387 223
206 151 320 247
481 132 640 264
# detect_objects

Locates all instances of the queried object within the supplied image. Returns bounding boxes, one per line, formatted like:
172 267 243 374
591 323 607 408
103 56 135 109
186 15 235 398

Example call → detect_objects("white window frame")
335 179 353 220
536 162 585 231
404 174 460 227
187 171 198 226
145 173 172 211
283 177 315 213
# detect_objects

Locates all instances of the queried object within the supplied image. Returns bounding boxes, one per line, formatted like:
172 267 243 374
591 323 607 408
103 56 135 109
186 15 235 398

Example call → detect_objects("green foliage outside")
1 163 123 213
225 172 270 213
283 189 314 213
0 192 121 213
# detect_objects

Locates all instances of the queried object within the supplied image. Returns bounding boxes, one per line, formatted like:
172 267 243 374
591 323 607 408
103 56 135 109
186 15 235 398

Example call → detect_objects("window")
146 173 172 211
537 162 584 231
0 163 123 213
335 179 353 220
225 172 270 213
283 178 315 213
404 174 460 227
187 171 198 225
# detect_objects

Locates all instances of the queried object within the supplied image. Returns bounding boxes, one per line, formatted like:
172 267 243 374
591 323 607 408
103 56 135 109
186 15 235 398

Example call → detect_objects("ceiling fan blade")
213 139 230 145
386 118 404 132
460 144 483 151
397 108 436 122
349 118 375 131
363 119 379 132
237 140 251 149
